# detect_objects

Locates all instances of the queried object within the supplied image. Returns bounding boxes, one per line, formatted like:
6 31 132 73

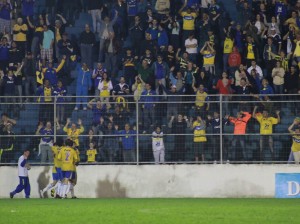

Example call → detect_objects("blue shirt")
92 104 106 125
0 3 12 20
42 30 54 49
22 0 35 17
53 86 67 102
127 0 138 16
40 128 54 143
141 90 156 109
120 130 136 150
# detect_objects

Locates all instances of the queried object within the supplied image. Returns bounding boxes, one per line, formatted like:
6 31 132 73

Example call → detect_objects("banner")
275 173 300 198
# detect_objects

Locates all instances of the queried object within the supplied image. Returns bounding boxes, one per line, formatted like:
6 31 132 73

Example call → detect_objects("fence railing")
0 94 299 165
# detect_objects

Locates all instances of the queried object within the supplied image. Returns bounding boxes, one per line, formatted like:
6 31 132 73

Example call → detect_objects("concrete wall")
0 165 299 198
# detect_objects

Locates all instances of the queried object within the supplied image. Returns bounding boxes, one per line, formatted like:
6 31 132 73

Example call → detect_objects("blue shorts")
52 167 63 181
62 171 73 179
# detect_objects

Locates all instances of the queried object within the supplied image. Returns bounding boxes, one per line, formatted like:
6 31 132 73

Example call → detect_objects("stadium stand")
0 0 299 164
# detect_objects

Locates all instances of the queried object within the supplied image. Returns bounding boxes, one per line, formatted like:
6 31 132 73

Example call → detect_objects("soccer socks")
56 181 62 196
70 184 75 197
66 182 71 195
42 183 54 193
61 182 71 198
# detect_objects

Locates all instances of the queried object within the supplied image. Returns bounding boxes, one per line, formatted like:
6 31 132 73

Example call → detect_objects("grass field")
0 198 299 224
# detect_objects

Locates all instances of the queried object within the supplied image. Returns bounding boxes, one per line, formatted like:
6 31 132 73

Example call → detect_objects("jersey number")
65 151 71 161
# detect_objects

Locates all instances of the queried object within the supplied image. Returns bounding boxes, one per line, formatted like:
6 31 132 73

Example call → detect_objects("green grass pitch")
0 198 299 224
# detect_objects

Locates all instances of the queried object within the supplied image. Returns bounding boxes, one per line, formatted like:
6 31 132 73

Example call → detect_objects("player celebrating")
40 139 63 198
58 139 78 199
69 142 80 199
10 149 31 199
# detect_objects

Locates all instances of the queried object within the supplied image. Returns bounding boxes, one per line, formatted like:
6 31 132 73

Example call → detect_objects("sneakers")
55 194 62 199
71 196 78 199
9 192 14 199
51 189 55 197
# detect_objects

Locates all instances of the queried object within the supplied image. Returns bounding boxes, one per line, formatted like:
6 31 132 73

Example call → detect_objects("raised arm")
252 106 258 119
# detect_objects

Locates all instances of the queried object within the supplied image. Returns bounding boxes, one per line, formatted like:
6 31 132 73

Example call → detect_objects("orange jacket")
229 112 251 135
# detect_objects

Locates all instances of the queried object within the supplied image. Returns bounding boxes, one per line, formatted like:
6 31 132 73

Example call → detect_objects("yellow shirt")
294 41 300 57
195 91 207 107
86 149 97 162
58 146 78 171
72 149 80 171
223 37 233 54
192 121 207 142
246 44 255 59
255 114 278 135
291 134 300 152
63 126 85 146
203 50 215 65
100 80 110 97
13 24 28 42
52 146 62 173
181 12 197 30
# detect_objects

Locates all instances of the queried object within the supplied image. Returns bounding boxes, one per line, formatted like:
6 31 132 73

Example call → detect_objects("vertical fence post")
54 96 57 143
220 95 223 164
136 100 139 165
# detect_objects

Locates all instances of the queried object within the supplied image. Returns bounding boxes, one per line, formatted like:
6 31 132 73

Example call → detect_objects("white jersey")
18 155 28 177
152 132 165 151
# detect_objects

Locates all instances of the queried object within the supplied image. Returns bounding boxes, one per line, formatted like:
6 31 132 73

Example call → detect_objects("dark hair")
65 139 74 147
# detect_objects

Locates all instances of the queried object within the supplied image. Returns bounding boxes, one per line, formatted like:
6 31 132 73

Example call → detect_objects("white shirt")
18 155 28 177
185 38 198 54
152 132 165 151
247 65 263 80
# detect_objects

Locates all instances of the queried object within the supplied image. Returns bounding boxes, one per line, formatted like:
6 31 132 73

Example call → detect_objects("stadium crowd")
0 0 300 164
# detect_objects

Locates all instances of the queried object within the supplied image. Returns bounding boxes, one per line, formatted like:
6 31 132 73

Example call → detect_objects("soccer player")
288 119 300 164
69 142 80 199
86 142 97 163
40 139 63 198
252 106 280 161
10 149 31 199
57 139 78 199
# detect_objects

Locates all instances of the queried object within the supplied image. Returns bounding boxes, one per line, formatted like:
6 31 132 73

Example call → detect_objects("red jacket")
228 48 241 67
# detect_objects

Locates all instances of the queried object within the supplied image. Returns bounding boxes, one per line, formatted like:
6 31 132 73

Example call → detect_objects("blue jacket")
120 130 136 150
0 45 9 61
141 89 156 109
158 29 168 47
53 86 67 103
260 84 274 99
77 67 92 89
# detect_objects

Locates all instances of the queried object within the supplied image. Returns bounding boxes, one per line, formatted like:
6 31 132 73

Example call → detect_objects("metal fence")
0 94 299 165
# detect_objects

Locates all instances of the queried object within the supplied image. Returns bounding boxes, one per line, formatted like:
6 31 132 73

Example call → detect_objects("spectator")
200 41 216 75
0 123 15 163
288 119 300 164
86 142 97 163
112 76 130 111
98 8 118 62
132 75 146 122
41 56 66 87
223 32 234 72
22 52 37 97
103 32 120 77
252 106 280 161
87 99 107 131
13 18 28 57
0 36 10 72
92 62 106 97
87 0 101 33
168 114 190 162
36 79 54 122
225 111 252 161
152 126 165 164
98 72 113 109
185 33 198 63
36 121 54 163
117 123 136 163
129 15 144 57
191 115 207 162
179 0 198 45
247 60 263 80
0 67 17 115
0 1 12 34
272 61 285 95
151 54 169 96
53 80 67 124
57 33 73 71
74 63 92 111
102 122 119 162
79 24 96 70
21 0 35 18
141 83 156 130
228 47 242 76
63 118 84 148
40 24 54 66
122 48 136 87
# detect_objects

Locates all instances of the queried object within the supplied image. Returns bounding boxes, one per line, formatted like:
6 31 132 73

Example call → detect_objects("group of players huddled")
40 138 79 199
